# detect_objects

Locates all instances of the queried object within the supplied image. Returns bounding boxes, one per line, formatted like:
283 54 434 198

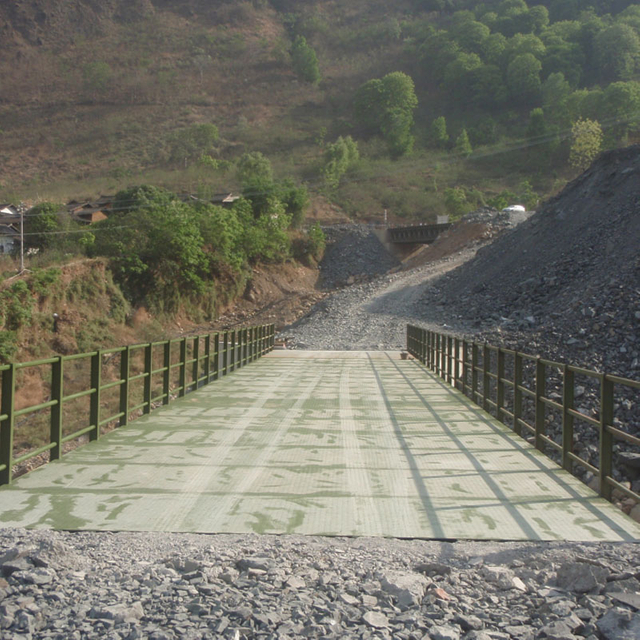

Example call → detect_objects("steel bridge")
1 325 639 542
386 223 452 245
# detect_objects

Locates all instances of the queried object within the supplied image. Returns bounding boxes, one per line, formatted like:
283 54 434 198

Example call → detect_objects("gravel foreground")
1 529 639 640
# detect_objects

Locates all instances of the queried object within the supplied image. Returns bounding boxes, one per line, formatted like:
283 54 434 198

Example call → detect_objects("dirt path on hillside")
281 248 478 350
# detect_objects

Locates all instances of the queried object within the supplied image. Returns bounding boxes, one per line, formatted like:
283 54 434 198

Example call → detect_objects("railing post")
513 352 522 436
204 335 211 383
440 334 445 379
192 337 200 390
144 343 152 414
600 375 614 501
50 356 63 460
421 329 427 364
163 341 171 405
213 333 220 380
223 332 228 375
230 330 236 372
120 346 130 426
249 327 255 362
454 338 460 389
447 336 452 385
0 364 16 485
461 340 467 397
562 365 574 472
472 343 478 406
179 338 187 397
482 345 490 413
535 358 546 451
497 349 505 423
429 331 434 369
90 350 101 440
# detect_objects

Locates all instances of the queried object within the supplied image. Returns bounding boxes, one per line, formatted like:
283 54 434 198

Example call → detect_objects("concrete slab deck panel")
1 351 639 541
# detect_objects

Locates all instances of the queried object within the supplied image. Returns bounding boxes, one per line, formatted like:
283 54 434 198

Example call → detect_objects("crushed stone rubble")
1 530 640 640
318 225 401 290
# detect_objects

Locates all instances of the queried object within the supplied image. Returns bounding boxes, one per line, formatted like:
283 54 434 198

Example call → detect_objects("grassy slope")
0 0 591 220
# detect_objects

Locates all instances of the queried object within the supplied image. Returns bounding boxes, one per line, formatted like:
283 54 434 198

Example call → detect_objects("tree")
166 123 219 166
569 119 603 171
455 129 472 158
451 20 490 54
602 81 640 140
323 136 359 189
354 72 418 156
542 73 572 125
594 24 640 82
237 152 273 189
526 108 546 141
92 198 209 310
431 116 449 148
506 53 542 103
290 36 321 84
24 203 78 251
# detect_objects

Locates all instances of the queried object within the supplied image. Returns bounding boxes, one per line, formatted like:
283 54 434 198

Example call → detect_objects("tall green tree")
323 136 359 189
431 116 449 148
290 35 321 84
594 24 640 82
455 129 473 158
354 72 418 156
506 53 542 103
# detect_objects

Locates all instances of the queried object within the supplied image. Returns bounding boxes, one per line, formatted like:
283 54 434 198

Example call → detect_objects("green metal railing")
407 325 640 505
0 324 275 486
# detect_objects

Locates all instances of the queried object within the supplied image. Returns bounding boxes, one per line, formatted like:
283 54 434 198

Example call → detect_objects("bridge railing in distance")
407 324 640 507
0 324 275 486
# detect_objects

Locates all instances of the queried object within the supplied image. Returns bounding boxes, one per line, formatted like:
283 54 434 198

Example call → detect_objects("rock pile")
1 530 639 640
418 145 640 379
318 225 401 290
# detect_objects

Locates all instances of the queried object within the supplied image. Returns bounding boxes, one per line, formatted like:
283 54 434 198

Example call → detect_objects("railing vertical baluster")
0 364 16 485
535 358 546 451
204 335 211 383
213 333 220 380
223 332 228 375
90 350 101 440
513 352 522 436
50 357 64 461
230 330 236 372
454 338 460 389
179 339 187 397
600 375 614 501
143 344 153 414
163 341 171 405
562 365 574 472
497 349 505 423
120 347 130 426
482 345 490 413
461 340 467 397
192 337 200 390
472 343 478 406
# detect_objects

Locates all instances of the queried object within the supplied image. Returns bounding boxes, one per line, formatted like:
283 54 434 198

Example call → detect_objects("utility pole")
19 206 24 273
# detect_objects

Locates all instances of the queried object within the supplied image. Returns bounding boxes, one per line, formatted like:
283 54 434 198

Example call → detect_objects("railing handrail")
0 324 275 486
406 324 640 506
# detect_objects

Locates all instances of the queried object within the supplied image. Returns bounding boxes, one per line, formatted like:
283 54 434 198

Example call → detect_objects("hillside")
1 0 639 221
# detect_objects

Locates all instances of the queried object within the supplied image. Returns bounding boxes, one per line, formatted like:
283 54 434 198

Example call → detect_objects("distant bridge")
386 222 452 244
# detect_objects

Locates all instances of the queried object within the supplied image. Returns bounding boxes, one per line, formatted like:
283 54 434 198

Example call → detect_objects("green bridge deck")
1 351 639 541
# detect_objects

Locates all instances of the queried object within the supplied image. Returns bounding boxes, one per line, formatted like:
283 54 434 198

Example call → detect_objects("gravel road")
281 250 476 351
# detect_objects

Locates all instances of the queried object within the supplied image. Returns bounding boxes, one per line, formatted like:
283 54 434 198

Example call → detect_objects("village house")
0 225 19 254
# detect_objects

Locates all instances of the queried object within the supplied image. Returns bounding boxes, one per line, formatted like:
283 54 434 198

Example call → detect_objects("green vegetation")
290 36 321 84
1 0 640 229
